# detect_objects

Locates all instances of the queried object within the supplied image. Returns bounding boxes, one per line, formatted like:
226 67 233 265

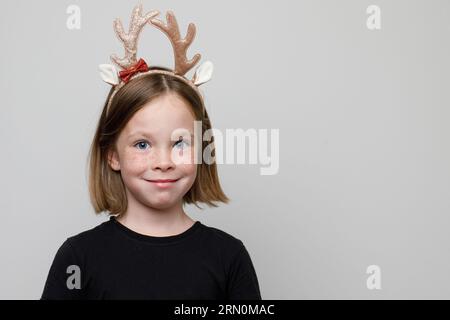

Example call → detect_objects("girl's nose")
151 148 175 171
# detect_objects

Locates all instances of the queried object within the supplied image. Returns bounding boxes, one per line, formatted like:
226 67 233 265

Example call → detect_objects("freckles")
123 150 149 171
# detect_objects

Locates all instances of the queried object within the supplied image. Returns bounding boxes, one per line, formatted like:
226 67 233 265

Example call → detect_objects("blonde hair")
87 66 229 217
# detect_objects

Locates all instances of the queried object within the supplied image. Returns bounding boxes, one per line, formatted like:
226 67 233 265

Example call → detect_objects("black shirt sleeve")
41 239 86 300
226 243 262 300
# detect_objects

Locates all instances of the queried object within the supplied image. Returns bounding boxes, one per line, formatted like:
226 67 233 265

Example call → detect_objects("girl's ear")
193 61 213 86
107 149 121 171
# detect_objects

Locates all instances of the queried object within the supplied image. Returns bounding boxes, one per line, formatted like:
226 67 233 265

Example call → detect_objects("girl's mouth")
146 179 179 188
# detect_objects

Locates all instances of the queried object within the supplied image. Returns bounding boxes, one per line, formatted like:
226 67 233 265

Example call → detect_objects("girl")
41 4 261 300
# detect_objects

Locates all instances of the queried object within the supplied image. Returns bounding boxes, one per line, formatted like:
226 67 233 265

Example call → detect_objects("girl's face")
108 93 198 210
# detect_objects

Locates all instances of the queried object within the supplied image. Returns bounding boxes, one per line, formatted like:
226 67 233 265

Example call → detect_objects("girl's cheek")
172 146 194 165
181 149 198 176
185 162 197 176
122 150 149 172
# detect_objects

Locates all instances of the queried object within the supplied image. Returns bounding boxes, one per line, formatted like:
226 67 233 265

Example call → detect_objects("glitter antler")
150 11 202 76
99 4 214 88
110 4 159 69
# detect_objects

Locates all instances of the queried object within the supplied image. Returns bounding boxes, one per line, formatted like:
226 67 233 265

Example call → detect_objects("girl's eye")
133 139 190 150
134 141 150 150
174 139 189 149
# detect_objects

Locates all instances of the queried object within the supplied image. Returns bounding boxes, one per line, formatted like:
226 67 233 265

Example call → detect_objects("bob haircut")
87 66 229 217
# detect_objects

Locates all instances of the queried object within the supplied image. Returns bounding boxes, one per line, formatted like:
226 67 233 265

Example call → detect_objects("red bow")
119 58 149 83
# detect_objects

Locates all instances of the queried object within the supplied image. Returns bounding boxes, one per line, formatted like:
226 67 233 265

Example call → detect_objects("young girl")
41 4 261 300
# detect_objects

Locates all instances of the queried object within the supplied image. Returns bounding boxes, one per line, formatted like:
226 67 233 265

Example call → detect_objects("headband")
98 4 213 114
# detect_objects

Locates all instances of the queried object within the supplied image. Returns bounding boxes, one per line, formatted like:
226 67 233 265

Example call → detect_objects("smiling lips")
147 179 179 188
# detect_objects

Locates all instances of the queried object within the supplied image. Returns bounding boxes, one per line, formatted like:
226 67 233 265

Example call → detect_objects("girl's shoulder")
200 223 245 247
59 218 116 259
66 218 113 244
194 222 250 260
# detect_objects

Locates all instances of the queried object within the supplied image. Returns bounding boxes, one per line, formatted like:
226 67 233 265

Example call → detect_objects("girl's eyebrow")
128 131 153 139
128 131 195 139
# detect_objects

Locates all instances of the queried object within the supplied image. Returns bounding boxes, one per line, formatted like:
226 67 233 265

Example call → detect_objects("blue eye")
134 139 189 150
174 139 189 149
135 141 150 150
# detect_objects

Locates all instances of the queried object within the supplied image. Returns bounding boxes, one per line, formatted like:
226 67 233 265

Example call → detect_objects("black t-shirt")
41 217 262 300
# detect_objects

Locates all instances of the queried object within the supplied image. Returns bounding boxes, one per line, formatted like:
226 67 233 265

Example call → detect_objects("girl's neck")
116 198 195 237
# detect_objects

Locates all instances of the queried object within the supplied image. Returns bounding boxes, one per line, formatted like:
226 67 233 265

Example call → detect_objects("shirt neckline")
109 216 202 245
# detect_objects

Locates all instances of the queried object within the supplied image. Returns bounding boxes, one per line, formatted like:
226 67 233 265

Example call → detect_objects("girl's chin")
146 195 185 209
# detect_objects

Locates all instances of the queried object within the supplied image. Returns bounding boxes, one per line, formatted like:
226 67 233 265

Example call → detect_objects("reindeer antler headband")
98 4 213 113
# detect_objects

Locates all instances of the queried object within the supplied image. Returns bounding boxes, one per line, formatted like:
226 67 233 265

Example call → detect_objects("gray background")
1 0 449 299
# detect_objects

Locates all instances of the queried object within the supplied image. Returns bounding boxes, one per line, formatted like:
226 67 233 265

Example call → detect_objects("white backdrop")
1 0 450 299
